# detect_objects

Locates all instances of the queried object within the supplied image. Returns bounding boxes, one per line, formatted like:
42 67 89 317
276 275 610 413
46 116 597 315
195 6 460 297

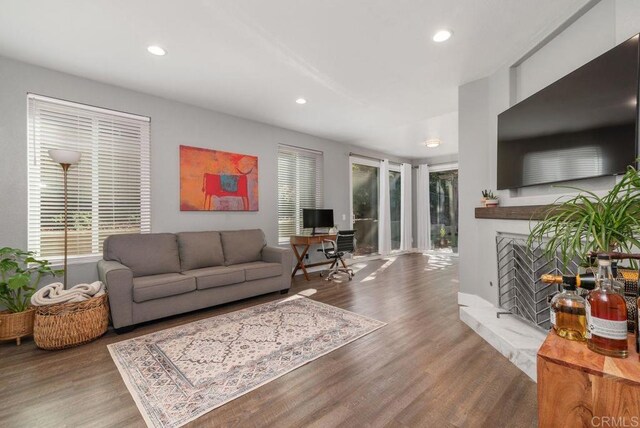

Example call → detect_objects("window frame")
27 93 151 265
277 144 324 245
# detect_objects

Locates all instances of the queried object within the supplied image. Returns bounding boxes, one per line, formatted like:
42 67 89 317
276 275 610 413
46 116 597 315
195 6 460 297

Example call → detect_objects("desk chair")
318 230 356 281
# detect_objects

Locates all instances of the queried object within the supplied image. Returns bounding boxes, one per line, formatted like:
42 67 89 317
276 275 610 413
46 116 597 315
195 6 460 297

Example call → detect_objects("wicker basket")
0 308 35 345
34 293 109 350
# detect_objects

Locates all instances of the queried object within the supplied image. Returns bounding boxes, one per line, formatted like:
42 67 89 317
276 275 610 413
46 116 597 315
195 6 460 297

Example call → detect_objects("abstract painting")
180 145 258 211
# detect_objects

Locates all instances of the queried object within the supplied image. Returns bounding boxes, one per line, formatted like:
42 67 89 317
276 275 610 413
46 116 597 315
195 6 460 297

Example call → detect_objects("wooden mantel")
475 205 557 221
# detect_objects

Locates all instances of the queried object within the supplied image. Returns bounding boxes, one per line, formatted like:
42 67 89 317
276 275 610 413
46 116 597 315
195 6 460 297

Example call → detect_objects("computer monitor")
302 209 334 235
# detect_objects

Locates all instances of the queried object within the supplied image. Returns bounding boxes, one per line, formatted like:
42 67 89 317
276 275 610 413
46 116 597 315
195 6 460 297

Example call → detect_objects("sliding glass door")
389 169 401 251
351 161 379 256
429 168 458 252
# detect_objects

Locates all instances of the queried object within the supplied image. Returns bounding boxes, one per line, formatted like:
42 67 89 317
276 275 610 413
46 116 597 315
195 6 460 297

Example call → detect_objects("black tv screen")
497 35 639 190
302 209 334 229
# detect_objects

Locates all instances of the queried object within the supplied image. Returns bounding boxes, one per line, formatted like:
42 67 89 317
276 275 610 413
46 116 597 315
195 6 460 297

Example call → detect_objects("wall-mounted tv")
497 34 639 190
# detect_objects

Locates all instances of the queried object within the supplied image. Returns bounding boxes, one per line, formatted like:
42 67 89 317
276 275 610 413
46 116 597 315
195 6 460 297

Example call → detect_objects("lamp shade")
48 149 82 165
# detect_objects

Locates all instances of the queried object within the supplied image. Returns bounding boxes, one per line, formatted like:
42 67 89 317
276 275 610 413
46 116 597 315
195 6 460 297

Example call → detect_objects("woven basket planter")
0 308 35 345
34 293 109 350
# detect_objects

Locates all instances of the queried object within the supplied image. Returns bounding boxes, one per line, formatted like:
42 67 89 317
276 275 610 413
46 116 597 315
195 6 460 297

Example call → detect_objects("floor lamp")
48 149 82 289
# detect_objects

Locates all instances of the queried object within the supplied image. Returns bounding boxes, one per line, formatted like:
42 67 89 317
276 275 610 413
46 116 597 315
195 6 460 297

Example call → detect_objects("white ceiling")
0 0 589 158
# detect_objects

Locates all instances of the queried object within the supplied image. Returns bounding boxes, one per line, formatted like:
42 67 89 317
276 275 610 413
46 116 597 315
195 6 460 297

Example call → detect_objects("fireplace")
496 233 579 330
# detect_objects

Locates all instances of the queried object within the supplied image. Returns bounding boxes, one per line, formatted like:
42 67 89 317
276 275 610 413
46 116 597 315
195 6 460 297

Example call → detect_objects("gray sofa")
97 229 293 330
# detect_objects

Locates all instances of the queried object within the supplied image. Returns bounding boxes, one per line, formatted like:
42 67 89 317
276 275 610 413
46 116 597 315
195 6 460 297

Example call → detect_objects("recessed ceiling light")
423 139 441 148
433 30 452 43
296 98 307 105
147 45 166 56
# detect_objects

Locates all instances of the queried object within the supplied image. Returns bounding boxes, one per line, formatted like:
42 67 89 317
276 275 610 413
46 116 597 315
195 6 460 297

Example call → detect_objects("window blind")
27 94 151 261
277 145 324 243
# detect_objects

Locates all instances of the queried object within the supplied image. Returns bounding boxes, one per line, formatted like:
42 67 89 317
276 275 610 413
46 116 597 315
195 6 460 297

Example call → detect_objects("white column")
400 163 413 251
417 164 431 251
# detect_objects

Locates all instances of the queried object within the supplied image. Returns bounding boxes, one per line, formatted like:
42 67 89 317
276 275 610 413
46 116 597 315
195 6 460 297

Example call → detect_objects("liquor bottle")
549 277 587 342
586 255 628 358
541 273 596 290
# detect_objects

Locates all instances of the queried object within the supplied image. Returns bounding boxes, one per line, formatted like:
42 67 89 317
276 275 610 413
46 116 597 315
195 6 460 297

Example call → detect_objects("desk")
290 234 337 281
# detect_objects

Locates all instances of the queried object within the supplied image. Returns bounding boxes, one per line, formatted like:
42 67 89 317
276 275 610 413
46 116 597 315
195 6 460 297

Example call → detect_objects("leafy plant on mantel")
527 165 640 266
0 247 62 313
481 189 497 199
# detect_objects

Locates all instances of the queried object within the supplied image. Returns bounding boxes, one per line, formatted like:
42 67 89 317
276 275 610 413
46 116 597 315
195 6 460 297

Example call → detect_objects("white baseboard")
412 248 459 257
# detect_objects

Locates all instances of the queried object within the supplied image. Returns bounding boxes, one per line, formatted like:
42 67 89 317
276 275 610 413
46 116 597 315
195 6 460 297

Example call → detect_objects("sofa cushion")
133 273 196 303
104 233 181 277
177 231 225 271
235 261 283 281
184 266 246 290
220 229 266 265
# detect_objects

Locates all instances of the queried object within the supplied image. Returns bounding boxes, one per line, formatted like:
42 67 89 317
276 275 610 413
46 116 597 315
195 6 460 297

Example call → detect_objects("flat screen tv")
302 208 334 234
497 34 639 190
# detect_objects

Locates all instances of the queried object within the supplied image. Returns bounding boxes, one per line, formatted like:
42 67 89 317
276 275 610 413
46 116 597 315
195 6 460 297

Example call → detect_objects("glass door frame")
388 163 403 253
429 162 458 173
349 157 406 256
428 162 458 253
349 156 382 257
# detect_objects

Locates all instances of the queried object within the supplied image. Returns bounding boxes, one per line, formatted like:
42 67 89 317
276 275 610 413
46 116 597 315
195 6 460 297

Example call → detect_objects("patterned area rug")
108 296 385 428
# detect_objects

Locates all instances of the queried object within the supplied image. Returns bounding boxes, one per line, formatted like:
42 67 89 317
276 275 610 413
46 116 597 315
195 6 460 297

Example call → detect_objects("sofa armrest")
262 246 294 285
98 260 134 329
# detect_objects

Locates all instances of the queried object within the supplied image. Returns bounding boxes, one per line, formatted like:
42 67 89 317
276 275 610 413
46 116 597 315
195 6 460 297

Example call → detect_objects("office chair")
318 230 356 281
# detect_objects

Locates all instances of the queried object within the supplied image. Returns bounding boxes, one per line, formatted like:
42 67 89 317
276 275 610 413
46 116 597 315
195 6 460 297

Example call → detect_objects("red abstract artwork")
180 145 259 211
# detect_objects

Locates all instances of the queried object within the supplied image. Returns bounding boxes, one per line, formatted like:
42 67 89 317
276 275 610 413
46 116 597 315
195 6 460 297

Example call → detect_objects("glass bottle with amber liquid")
549 277 587 341
586 255 628 358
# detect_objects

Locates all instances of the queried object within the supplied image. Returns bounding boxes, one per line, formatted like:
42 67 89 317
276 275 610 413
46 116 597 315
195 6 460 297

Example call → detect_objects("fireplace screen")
496 233 580 330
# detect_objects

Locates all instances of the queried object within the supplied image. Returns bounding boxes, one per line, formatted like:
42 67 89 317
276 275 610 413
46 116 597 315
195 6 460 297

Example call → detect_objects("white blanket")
31 281 105 306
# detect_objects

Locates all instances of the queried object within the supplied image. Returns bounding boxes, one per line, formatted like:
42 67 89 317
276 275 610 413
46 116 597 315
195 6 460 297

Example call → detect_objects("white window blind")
277 145 324 243
27 94 151 261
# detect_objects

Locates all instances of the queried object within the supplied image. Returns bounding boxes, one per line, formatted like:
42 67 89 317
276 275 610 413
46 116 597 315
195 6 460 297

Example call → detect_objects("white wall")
413 153 458 167
0 55 408 285
458 0 640 305
458 77 491 302
515 0 616 102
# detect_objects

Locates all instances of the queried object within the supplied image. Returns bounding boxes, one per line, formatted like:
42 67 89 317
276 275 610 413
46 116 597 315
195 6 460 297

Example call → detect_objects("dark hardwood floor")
0 253 537 427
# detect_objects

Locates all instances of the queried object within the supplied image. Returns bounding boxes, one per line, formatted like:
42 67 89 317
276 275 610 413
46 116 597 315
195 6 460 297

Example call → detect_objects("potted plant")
480 189 488 206
439 225 448 247
527 165 640 266
481 190 499 207
0 247 61 345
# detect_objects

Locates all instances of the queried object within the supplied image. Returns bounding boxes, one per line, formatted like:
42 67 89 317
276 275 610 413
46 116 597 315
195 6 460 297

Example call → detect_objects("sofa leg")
114 325 136 335
280 289 289 295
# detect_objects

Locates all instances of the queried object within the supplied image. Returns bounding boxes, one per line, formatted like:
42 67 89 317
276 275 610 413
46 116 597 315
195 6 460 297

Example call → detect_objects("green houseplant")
0 247 61 345
527 165 640 266
481 189 499 207
439 225 448 247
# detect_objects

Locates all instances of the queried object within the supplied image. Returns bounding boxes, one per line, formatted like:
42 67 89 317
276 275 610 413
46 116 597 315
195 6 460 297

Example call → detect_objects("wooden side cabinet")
537 332 640 427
